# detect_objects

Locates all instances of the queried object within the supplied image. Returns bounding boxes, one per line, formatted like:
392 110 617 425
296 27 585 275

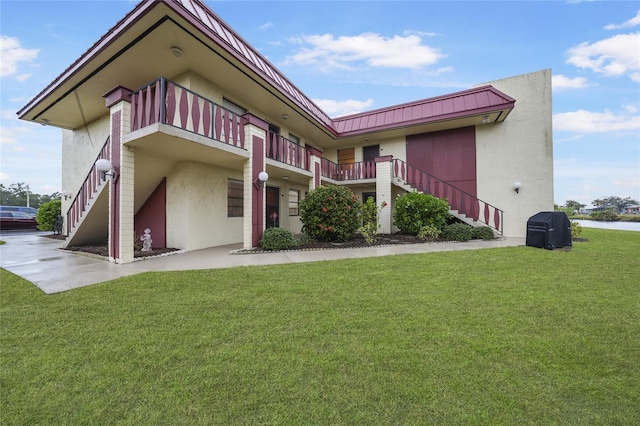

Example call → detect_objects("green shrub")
359 197 388 244
471 226 495 240
571 221 583 238
35 200 60 232
260 227 295 250
417 225 441 241
590 208 619 221
393 192 450 236
299 185 362 242
442 223 473 242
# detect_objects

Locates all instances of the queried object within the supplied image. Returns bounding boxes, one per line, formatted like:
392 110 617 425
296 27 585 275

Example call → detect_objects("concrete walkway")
1 231 525 294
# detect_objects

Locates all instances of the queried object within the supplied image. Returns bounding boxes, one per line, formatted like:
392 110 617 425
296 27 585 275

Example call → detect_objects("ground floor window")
227 179 243 217
289 189 300 216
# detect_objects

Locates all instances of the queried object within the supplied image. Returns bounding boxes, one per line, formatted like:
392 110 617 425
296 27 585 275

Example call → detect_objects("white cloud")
604 10 640 30
312 98 374 117
287 32 445 71
552 74 590 90
259 22 273 30
0 35 39 79
566 32 640 82
553 109 640 133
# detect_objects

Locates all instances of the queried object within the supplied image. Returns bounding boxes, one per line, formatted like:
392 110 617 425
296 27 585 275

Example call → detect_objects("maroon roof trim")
333 86 516 136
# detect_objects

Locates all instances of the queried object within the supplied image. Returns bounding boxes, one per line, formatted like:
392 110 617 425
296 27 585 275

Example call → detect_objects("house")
17 0 554 263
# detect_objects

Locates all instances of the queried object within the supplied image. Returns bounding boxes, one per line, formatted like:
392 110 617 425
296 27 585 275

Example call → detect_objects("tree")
592 196 639 212
564 200 586 214
0 182 62 209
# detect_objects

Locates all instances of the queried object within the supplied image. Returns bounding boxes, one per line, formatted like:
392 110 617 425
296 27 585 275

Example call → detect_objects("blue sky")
1 0 639 207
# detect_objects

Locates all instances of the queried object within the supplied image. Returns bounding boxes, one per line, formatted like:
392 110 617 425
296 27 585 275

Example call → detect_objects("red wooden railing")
393 159 503 234
66 137 111 235
266 132 311 170
130 77 245 149
320 159 376 181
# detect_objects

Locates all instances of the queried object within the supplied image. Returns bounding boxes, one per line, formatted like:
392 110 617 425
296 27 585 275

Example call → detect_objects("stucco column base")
375 156 393 234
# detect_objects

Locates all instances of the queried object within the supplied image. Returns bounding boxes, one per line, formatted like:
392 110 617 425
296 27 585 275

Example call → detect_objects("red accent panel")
191 94 200 132
252 135 264 247
406 126 477 197
179 88 188 129
203 101 211 137
134 178 167 249
166 82 176 124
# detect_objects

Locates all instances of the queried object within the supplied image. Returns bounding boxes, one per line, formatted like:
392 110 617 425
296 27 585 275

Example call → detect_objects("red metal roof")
333 86 516 136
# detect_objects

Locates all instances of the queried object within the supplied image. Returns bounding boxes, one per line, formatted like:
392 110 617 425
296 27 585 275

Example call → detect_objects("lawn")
1 228 639 424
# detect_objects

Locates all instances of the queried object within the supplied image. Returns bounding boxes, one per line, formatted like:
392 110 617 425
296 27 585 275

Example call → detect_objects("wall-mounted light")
514 181 522 194
253 171 269 189
170 46 183 58
61 190 71 200
96 158 118 182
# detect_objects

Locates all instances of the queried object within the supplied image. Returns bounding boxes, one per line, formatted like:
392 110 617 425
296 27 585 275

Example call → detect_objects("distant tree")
592 196 639 212
565 200 586 214
0 182 62 208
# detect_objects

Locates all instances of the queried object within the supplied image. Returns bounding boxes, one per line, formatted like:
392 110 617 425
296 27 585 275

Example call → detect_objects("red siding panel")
406 126 477 197
134 178 167 249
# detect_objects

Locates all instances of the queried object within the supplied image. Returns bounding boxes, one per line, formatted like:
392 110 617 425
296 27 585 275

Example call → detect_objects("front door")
266 186 280 228
362 145 380 179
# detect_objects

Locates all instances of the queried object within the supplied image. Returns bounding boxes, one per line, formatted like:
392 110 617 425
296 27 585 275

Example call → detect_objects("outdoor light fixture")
41 119 49 126
95 159 118 182
481 115 491 124
514 181 522 194
170 46 183 58
253 171 269 189
61 190 71 200
281 114 289 120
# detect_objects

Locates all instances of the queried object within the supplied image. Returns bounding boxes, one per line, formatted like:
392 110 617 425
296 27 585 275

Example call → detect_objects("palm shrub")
299 185 362 242
260 227 295 250
442 222 473 242
35 199 60 231
393 191 450 235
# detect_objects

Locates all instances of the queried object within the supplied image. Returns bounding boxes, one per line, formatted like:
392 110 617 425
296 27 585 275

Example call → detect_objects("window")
289 134 300 145
222 98 246 115
289 189 299 216
227 179 243 217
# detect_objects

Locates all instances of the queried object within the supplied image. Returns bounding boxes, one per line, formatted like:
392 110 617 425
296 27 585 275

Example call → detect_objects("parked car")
0 205 38 218
0 211 38 230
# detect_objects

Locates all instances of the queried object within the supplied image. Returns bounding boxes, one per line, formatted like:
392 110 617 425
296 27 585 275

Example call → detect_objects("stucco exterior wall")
475 69 554 238
61 117 110 213
166 161 244 250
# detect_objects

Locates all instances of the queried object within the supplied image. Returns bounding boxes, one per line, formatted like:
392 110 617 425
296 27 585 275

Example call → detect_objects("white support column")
375 156 393 234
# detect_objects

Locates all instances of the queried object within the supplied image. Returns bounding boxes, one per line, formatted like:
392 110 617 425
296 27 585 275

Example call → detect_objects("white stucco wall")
61 117 110 213
475 69 554 238
166 161 244 250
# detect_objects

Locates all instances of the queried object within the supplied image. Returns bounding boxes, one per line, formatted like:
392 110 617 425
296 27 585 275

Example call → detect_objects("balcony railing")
66 137 111 236
393 159 503 234
321 159 376 181
266 132 311 171
130 77 245 149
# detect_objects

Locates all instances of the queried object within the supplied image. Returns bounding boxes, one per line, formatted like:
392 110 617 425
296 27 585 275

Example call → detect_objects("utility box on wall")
526 211 572 250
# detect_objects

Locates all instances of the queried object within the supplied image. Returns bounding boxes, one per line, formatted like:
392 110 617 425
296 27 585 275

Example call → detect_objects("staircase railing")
393 159 503 234
320 159 376 181
66 137 111 236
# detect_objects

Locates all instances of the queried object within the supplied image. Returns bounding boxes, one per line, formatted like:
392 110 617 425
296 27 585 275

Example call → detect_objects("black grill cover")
526 211 572 250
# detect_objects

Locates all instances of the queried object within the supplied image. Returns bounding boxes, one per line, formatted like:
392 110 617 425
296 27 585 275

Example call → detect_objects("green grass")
2 228 639 424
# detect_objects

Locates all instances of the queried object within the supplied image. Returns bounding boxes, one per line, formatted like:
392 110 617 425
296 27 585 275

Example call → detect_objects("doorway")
266 186 280 228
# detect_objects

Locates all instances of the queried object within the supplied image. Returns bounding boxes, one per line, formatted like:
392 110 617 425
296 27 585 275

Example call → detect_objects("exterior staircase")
64 137 111 246
392 159 503 235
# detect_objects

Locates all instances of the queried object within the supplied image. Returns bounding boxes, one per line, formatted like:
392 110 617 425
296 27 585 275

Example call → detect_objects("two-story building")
17 0 554 263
